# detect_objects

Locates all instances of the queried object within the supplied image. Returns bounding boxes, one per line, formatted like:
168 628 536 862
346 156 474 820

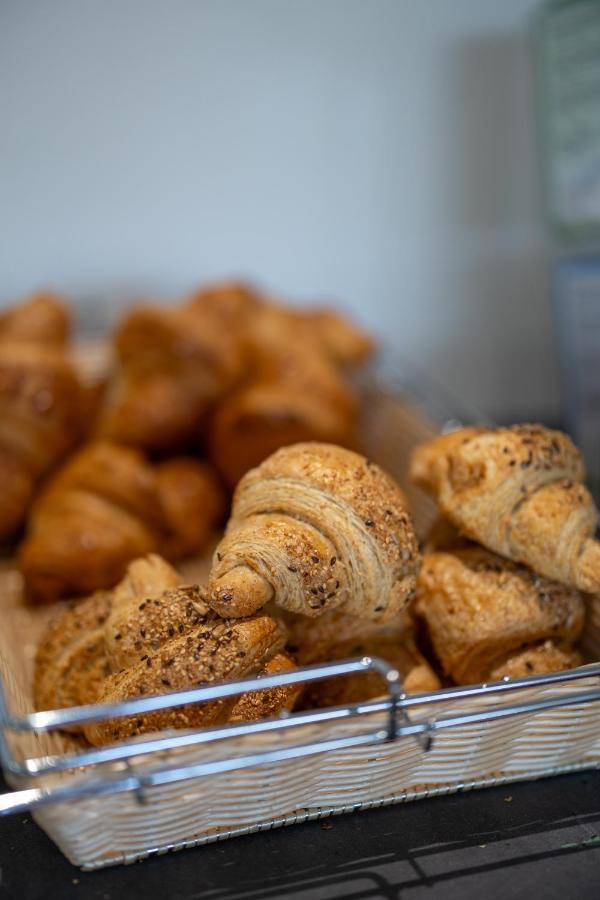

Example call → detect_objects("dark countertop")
1 770 600 899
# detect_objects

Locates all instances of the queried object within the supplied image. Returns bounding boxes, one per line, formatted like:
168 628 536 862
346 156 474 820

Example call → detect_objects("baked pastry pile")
35 555 299 745
34 444 429 744
6 284 592 742
410 425 589 684
32 422 595 744
1 284 372 602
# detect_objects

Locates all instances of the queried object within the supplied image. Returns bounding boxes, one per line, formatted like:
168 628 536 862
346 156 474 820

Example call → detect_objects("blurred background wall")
0 0 555 421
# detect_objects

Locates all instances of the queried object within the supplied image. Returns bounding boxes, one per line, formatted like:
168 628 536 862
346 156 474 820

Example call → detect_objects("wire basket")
1 355 599 869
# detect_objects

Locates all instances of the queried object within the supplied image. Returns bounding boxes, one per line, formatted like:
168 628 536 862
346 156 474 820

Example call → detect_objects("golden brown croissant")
485 640 582 682
415 546 585 684
286 606 439 707
85 609 286 745
97 284 258 452
0 292 70 346
34 590 113 723
155 458 225 560
410 424 600 593
282 605 413 659
84 555 290 745
19 442 223 602
34 554 298 740
228 652 300 723
206 442 420 622
106 555 300 721
299 630 440 709
298 308 374 368
0 340 83 541
208 301 369 486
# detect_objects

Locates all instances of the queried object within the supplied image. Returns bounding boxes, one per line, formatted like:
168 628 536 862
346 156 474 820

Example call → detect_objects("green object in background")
534 0 600 243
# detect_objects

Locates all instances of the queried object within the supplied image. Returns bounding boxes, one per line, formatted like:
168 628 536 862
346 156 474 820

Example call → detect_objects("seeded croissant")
85 555 296 745
34 590 113 723
415 546 585 684
206 442 420 622
410 424 600 593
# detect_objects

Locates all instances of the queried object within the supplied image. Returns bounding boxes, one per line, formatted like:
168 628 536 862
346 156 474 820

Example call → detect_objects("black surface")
1 771 600 899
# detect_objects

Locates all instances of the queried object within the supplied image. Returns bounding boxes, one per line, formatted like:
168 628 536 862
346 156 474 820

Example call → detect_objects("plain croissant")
410 424 600 593
208 300 371 487
0 292 70 346
19 442 224 602
206 442 420 622
96 283 257 452
0 294 83 540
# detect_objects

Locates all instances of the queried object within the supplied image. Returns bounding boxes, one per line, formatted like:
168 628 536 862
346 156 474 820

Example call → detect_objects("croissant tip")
207 568 273 618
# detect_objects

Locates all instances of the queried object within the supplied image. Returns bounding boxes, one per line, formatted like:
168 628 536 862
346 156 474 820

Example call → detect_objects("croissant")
284 606 439 707
282 605 413 658
206 442 420 622
34 590 112 723
415 546 585 684
299 631 441 709
410 424 600 593
0 335 83 541
208 302 369 486
228 652 299 722
85 555 292 745
19 442 224 602
34 555 299 740
296 308 374 368
96 283 258 452
0 292 70 346
155 458 225 560
485 640 582 682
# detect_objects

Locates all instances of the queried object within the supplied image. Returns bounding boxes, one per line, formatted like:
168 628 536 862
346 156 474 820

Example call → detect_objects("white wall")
0 0 557 420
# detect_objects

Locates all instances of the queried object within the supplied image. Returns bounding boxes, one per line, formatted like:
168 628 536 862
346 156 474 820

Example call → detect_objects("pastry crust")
228 652 300 722
19 444 223 602
207 442 420 622
34 591 112 722
283 606 414 661
415 546 585 684
410 425 600 593
485 640 582 682
96 285 256 452
208 301 367 487
299 631 440 709
0 340 83 540
155 458 225 560
34 554 296 742
0 292 70 346
85 613 286 745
